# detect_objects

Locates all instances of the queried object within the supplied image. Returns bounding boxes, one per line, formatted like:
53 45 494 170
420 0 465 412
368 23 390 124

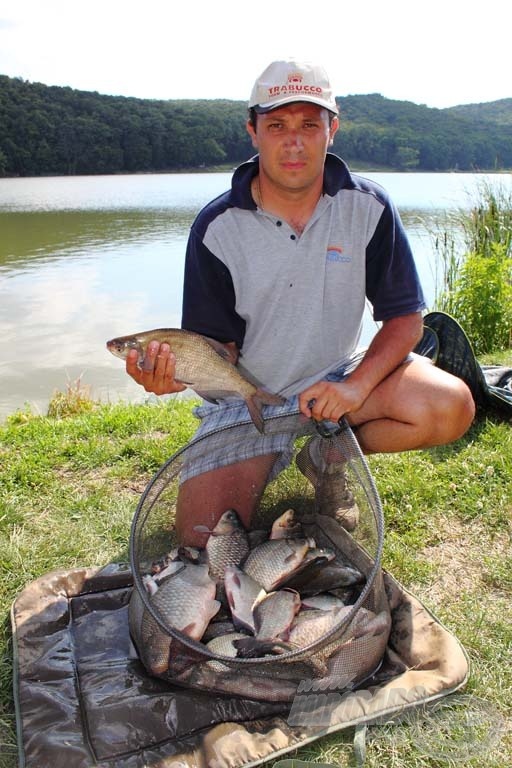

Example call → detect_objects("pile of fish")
138 508 388 671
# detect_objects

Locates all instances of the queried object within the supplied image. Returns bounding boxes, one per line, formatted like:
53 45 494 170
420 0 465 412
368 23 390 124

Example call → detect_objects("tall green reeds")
433 180 512 354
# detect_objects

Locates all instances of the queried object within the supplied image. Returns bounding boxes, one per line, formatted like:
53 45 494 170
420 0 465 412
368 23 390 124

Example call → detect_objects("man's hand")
126 342 187 396
299 314 425 424
299 378 368 424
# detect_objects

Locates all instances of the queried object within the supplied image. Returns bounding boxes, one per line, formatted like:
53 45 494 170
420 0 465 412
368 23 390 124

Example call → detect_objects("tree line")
1 74 511 176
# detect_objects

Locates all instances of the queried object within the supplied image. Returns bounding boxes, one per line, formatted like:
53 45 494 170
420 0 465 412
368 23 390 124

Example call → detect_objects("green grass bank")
0 391 511 767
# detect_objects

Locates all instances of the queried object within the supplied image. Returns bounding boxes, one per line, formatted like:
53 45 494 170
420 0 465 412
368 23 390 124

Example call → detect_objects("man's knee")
430 376 475 443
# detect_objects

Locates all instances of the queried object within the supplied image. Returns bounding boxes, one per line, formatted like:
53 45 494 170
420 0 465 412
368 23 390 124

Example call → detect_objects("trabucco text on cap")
249 59 338 115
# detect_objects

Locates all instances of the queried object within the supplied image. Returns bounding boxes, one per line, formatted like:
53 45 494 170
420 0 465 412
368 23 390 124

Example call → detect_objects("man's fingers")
126 342 184 394
141 341 160 372
126 348 142 381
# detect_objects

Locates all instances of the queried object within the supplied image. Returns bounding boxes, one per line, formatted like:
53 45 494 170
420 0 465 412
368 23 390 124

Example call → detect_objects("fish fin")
194 390 221 404
244 397 265 433
193 524 212 534
232 616 257 634
181 621 202 639
254 388 287 407
245 390 287 434
251 588 269 611
233 637 290 658
207 600 222 621
202 336 239 365
195 389 241 404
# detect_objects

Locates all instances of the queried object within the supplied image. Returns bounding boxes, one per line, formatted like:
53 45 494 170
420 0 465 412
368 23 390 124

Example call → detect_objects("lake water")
0 170 510 422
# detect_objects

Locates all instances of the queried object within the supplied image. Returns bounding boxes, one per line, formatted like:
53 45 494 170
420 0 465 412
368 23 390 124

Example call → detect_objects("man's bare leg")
348 354 475 453
175 453 279 546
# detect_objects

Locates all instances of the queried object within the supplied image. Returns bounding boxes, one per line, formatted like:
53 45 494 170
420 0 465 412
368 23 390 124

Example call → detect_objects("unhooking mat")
11 560 469 768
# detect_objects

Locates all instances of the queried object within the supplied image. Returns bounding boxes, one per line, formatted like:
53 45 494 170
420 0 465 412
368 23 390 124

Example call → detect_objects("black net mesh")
129 413 391 702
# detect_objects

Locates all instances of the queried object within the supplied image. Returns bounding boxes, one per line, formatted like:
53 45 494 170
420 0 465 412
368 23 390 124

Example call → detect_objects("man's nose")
284 131 304 149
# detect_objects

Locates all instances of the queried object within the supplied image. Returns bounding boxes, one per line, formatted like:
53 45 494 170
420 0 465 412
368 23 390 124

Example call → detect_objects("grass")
0 383 511 767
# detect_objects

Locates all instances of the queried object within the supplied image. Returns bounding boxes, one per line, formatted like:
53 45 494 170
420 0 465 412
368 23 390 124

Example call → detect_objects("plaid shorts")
179 351 366 483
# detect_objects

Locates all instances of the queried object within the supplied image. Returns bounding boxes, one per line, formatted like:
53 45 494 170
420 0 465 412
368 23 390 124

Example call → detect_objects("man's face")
247 102 338 194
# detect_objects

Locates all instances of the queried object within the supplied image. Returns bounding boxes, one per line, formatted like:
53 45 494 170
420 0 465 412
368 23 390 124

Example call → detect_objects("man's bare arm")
299 312 424 423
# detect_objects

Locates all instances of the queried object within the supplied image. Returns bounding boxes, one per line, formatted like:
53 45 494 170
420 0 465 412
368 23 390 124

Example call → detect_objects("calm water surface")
1 170 510 422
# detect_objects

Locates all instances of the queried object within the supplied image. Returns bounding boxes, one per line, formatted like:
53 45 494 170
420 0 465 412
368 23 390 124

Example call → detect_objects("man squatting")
126 59 475 545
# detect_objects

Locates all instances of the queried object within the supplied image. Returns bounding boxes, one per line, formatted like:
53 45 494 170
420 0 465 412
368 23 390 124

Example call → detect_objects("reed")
433 180 512 353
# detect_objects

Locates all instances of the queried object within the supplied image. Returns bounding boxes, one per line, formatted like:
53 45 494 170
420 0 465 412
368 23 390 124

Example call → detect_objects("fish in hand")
106 327 285 433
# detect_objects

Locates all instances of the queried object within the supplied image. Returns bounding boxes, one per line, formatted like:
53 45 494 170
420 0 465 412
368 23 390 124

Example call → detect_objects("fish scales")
224 565 266 633
252 589 301 640
242 537 314 592
134 563 220 675
202 510 250 583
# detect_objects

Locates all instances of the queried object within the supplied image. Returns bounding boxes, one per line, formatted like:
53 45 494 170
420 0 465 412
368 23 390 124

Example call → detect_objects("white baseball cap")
249 59 338 115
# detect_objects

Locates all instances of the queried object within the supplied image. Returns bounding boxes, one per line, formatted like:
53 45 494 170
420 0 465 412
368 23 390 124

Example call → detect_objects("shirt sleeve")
181 225 246 348
365 200 427 321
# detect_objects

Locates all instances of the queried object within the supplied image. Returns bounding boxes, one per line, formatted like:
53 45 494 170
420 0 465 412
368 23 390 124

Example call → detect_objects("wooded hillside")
1 75 511 176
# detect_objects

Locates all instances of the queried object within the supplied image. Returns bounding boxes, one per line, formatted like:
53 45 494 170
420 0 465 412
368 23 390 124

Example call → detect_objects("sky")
0 0 510 110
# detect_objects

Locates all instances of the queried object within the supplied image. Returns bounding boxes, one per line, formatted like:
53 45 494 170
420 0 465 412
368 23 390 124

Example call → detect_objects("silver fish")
234 588 301 657
253 588 301 640
224 565 266 633
202 619 239 643
152 559 186 584
204 632 250 674
284 559 364 595
206 632 248 658
140 563 220 675
151 545 202 574
325 610 391 684
287 606 350 649
197 509 250 583
301 594 347 611
269 509 303 540
272 546 335 591
242 537 315 592
106 327 285 433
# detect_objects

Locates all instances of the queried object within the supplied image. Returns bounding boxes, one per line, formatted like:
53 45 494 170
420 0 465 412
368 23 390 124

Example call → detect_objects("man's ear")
246 119 258 150
329 116 339 146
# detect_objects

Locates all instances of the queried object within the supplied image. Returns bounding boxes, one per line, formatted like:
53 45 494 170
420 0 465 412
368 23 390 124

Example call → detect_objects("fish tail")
246 389 287 434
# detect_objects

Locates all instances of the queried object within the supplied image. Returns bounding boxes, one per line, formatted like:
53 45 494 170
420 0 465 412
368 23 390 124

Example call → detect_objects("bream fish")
195 509 250 583
106 327 285 433
242 537 315 591
139 562 220 674
269 508 304 540
224 565 266 633
283 559 364 595
233 588 301 657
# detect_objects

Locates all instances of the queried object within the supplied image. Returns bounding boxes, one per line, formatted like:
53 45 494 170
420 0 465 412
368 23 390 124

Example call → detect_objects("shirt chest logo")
326 245 351 263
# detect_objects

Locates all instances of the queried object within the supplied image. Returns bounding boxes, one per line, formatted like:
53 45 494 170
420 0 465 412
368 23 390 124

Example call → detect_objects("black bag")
415 311 512 418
